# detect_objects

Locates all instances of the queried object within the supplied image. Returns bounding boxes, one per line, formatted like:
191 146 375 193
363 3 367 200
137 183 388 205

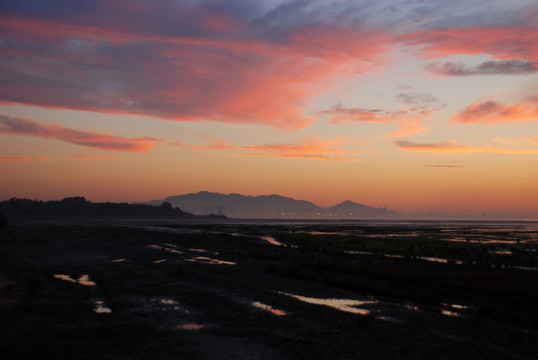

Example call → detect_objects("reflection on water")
443 303 471 310
113 258 128 263
416 256 464 265
376 316 403 323
180 323 203 330
54 274 77 283
441 310 459 317
186 256 236 265
251 301 287 316
78 274 97 286
148 244 183 255
344 250 373 256
54 274 96 286
93 300 112 314
153 259 167 264
282 292 375 315
261 236 284 246
189 248 208 253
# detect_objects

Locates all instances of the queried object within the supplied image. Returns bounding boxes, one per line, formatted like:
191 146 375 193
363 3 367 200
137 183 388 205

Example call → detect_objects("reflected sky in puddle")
189 248 208 253
180 323 203 331
54 274 96 286
54 274 77 283
186 256 236 265
441 310 460 317
153 259 167 264
78 274 97 286
261 236 284 246
148 244 183 255
344 250 373 256
281 292 375 315
251 301 287 316
94 300 112 314
113 258 128 263
148 297 189 313
443 303 471 310
376 316 404 323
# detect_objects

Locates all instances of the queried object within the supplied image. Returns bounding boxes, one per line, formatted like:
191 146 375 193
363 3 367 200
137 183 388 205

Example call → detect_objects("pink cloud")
399 27 538 63
189 137 358 161
450 99 538 124
0 13 393 130
0 115 160 152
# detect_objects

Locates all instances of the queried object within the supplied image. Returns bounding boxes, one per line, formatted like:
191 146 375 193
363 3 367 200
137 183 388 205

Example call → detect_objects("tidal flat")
1 219 537 359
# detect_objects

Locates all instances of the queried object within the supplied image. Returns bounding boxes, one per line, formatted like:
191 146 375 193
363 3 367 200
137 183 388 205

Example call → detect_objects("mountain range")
147 191 397 219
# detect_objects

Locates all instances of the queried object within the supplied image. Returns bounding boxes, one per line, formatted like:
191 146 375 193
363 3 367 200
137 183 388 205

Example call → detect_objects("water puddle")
153 259 167 264
54 274 77 283
113 258 128 263
251 301 287 316
281 292 375 315
416 256 464 265
441 310 459 317
93 300 112 314
260 236 284 246
384 254 405 259
344 250 373 256
442 303 471 310
180 323 203 331
78 274 96 286
189 248 208 253
54 274 96 286
186 256 236 265
376 316 404 323
148 244 183 255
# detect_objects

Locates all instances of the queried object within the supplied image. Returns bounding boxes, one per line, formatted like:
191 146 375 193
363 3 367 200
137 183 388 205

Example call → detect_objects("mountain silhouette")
147 191 396 219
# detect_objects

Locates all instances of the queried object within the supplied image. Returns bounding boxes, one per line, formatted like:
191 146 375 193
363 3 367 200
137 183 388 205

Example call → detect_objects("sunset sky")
1 0 538 217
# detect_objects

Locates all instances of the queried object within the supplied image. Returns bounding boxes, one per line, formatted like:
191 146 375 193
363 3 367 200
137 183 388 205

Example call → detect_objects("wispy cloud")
422 164 464 168
450 99 538 124
396 92 440 105
68 155 121 161
186 137 358 161
395 140 538 154
426 60 538 76
493 138 519 145
521 137 538 144
0 156 48 162
0 115 161 152
320 98 439 138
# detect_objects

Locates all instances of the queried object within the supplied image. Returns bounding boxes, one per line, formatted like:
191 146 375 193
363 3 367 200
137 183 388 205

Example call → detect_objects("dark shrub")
0 213 7 228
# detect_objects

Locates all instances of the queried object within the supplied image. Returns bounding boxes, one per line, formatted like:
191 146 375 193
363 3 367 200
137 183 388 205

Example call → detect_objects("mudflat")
1 219 537 359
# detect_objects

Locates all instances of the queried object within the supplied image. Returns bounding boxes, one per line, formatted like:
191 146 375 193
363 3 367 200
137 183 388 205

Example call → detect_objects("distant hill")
0 197 226 220
147 191 397 219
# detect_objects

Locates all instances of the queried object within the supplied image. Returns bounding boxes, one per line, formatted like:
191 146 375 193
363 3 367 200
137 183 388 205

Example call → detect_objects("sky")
1 0 538 218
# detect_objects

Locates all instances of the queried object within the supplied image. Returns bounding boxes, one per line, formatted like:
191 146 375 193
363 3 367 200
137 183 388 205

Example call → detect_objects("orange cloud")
521 137 538 144
493 138 519 145
395 140 538 154
189 137 358 161
450 99 538 124
0 156 48 162
0 115 160 152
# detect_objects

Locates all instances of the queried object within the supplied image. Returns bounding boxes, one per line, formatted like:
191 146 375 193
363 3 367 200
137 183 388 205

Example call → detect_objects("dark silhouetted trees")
0 197 227 219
